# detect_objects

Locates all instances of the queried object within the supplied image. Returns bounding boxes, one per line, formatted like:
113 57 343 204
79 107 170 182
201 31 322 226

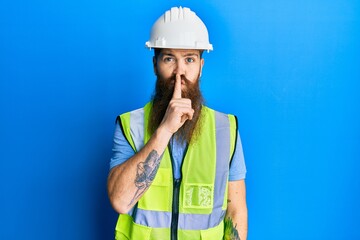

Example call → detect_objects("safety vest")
115 102 237 240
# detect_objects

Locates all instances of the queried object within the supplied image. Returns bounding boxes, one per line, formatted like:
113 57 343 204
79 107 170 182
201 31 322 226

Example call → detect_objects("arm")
107 125 172 214
107 74 193 214
224 179 248 240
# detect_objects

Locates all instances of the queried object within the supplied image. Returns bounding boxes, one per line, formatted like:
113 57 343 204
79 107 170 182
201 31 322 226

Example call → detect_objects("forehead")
159 49 201 57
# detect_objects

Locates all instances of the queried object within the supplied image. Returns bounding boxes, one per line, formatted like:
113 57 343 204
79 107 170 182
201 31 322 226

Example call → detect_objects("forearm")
224 180 248 240
225 207 248 240
107 125 172 214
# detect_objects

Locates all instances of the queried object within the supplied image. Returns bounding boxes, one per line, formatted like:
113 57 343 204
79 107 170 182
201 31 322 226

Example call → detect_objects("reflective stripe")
130 108 145 152
214 111 230 212
134 209 171 228
134 208 226 230
178 209 226 230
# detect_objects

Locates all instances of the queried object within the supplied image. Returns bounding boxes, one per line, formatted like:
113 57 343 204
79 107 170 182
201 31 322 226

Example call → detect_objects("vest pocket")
115 214 131 240
138 168 172 211
183 183 214 210
130 221 151 240
115 214 152 240
200 221 224 240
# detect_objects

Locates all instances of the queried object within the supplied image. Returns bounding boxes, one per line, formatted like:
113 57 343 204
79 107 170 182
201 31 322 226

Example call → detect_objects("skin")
226 180 248 240
107 48 247 239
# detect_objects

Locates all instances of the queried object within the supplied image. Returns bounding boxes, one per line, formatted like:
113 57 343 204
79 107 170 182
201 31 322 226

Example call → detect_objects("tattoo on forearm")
224 217 240 240
128 150 161 206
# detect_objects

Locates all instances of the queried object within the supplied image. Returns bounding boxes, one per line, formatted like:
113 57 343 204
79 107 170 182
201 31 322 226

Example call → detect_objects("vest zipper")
171 178 181 240
169 137 188 240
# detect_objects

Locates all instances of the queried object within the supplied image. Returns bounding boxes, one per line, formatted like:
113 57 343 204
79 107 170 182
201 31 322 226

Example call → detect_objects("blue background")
1 0 359 239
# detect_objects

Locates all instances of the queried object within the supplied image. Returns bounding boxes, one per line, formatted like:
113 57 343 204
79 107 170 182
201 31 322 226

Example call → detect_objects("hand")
159 74 194 133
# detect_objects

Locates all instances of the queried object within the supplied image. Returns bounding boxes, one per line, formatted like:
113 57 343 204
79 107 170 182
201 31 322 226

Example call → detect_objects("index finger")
172 74 182 99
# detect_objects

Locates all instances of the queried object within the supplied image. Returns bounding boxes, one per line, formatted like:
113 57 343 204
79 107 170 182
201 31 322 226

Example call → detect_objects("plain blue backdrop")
1 0 359 239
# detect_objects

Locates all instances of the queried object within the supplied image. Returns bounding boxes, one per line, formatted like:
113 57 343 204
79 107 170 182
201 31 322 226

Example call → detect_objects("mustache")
164 75 194 93
168 74 192 84
153 73 201 102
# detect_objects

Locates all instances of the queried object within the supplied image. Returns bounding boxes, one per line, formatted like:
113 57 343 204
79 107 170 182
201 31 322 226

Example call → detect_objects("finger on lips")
172 74 182 99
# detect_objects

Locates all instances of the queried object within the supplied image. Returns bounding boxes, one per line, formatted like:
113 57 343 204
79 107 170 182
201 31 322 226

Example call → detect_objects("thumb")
172 74 182 99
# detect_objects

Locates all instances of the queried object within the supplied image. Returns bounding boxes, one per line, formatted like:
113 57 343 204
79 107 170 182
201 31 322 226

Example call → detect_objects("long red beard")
149 74 204 144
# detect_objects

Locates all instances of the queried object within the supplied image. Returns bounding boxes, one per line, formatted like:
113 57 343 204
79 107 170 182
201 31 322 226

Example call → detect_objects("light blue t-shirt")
110 120 246 181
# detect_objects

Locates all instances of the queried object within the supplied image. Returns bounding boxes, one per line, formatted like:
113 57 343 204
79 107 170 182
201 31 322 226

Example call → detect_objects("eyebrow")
161 52 199 57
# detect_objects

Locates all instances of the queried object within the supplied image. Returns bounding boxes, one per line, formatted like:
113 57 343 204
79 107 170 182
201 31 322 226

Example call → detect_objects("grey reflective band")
135 208 226 229
130 107 145 152
134 209 172 228
178 209 227 230
130 108 231 230
213 111 231 215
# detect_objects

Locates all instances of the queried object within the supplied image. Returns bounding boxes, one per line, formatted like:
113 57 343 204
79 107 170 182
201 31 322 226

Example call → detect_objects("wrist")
156 124 174 141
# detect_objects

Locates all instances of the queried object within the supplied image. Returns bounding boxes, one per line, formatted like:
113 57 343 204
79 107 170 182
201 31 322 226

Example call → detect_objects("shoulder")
117 102 152 120
118 106 145 118
203 105 236 117
202 105 237 128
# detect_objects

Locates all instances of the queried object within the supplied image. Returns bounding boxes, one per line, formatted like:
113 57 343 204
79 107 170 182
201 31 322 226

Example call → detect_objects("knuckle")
169 101 175 108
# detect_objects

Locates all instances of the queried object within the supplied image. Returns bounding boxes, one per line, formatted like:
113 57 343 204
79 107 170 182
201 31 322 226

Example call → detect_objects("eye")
163 57 174 63
185 57 195 63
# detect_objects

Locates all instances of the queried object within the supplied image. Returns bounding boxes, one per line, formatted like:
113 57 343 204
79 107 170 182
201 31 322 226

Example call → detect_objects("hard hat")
145 7 213 51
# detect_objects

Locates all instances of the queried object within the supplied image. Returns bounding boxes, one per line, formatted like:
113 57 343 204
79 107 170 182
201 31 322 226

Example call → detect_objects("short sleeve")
228 132 247 181
109 119 136 170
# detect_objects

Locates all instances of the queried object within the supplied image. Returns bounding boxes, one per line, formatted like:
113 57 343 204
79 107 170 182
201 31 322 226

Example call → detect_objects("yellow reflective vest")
115 102 237 240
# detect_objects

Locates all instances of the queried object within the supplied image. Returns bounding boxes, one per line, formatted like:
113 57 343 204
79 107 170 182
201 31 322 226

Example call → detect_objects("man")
108 6 247 240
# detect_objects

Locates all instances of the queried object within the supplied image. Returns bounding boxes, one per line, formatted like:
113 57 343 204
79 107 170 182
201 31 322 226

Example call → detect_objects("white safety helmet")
145 7 213 51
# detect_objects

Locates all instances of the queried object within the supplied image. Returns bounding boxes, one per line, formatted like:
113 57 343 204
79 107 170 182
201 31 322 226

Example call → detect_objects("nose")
174 60 186 76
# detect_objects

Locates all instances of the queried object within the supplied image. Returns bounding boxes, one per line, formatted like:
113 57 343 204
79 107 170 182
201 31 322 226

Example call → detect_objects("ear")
200 58 204 77
153 56 158 75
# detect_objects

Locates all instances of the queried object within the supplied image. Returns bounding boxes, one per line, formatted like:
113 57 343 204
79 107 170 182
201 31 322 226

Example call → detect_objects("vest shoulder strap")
208 106 238 163
118 106 146 152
